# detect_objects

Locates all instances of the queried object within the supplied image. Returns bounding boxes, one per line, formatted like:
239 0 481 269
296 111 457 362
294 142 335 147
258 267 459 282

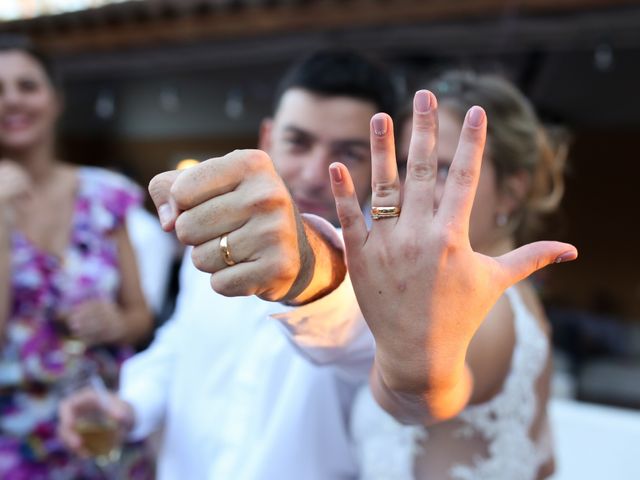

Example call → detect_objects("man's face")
261 88 376 226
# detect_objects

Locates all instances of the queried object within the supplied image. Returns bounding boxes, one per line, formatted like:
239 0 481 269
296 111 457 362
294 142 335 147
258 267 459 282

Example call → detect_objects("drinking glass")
60 362 123 477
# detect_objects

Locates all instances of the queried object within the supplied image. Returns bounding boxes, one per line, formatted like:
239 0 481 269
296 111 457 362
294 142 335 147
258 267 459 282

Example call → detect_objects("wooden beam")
3 0 639 54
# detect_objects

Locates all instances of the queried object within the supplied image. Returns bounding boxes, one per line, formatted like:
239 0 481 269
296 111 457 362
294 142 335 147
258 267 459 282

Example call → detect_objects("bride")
328 71 576 480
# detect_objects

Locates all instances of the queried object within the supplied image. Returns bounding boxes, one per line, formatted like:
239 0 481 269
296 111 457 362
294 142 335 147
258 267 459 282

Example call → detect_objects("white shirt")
119 216 374 480
126 207 178 314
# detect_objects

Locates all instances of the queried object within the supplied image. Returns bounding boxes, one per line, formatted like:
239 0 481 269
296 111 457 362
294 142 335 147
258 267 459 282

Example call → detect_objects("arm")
113 224 154 344
0 160 33 340
0 208 10 339
329 91 577 425
60 251 192 452
67 225 153 346
118 316 181 439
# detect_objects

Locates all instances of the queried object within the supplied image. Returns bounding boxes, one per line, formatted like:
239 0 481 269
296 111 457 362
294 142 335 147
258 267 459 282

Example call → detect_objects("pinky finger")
329 162 368 250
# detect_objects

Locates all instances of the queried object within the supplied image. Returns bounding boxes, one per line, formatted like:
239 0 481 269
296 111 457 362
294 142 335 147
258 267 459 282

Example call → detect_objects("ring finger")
190 219 264 274
369 113 401 230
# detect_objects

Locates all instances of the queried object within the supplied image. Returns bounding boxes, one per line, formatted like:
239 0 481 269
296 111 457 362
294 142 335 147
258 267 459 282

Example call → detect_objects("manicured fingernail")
555 251 578 263
372 114 387 136
329 164 343 183
414 90 431 114
158 204 173 226
467 106 485 127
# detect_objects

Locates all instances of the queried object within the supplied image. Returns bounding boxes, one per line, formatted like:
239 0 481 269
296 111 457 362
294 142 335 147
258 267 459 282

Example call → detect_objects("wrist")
372 357 473 424
104 305 127 344
374 344 469 396
283 215 346 305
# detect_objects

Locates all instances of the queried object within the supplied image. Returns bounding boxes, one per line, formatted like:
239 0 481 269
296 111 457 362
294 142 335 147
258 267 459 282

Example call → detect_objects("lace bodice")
352 287 552 480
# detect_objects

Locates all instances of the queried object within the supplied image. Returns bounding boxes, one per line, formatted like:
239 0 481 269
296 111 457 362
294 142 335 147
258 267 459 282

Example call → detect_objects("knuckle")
191 246 213 272
174 214 197 245
434 226 458 250
211 273 244 297
242 149 272 171
408 160 435 181
450 166 475 188
372 181 398 199
259 225 287 249
267 255 298 284
251 185 288 213
337 209 358 229
413 112 436 133
169 179 191 210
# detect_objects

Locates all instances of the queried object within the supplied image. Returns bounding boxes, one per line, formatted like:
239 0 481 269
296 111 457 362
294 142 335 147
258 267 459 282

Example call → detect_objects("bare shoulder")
466 292 516 404
466 282 552 405
514 281 552 337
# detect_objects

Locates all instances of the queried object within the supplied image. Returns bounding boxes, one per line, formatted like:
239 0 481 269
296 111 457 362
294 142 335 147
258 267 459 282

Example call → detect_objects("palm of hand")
330 90 576 394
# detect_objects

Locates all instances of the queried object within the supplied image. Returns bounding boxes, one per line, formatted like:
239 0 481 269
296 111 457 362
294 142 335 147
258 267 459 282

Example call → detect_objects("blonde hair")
427 70 567 242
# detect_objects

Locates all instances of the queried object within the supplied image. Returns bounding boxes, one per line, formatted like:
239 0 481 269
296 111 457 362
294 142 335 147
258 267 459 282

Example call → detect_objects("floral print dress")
0 167 154 479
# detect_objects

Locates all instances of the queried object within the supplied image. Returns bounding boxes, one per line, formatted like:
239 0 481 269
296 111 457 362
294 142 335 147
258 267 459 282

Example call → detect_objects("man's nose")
300 149 331 187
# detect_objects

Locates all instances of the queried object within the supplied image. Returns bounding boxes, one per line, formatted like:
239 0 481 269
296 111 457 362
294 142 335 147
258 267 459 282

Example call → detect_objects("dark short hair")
0 35 62 90
274 49 398 116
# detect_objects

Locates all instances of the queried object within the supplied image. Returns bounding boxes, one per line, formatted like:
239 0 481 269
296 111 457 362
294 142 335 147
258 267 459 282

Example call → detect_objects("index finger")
436 106 487 236
170 149 273 211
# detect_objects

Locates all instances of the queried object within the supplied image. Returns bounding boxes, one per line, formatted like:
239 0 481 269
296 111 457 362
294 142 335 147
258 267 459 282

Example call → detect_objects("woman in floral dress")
0 37 154 478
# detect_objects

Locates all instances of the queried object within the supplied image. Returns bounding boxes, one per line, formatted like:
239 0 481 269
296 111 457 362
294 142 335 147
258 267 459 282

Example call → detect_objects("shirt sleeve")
119 317 180 440
118 251 190 440
270 214 374 382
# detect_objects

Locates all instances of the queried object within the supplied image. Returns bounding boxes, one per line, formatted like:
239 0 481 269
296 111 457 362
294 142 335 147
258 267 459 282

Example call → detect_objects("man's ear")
499 170 531 216
258 118 274 152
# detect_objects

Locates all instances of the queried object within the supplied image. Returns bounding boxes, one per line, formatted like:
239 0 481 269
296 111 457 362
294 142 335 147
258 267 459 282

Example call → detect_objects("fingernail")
414 90 431 114
329 164 343 183
555 251 578 263
372 114 387 136
467 106 485 127
158 203 173 226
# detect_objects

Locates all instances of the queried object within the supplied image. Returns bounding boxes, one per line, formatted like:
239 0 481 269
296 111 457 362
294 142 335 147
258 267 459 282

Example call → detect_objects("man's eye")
285 137 309 149
339 149 366 166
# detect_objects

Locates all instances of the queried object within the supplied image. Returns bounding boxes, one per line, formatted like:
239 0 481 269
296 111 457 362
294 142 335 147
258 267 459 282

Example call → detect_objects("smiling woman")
0 36 154 478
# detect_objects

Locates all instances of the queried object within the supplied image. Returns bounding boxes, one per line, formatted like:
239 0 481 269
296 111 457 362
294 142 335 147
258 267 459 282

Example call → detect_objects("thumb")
106 396 135 433
149 170 181 231
497 241 578 285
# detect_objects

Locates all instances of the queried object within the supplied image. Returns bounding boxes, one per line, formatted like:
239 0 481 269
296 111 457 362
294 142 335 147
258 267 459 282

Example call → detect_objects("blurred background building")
2 0 640 412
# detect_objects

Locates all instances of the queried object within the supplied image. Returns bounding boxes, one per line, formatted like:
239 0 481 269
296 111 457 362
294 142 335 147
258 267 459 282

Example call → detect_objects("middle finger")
399 90 439 227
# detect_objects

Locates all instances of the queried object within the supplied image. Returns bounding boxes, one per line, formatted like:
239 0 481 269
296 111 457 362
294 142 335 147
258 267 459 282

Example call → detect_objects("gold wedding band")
220 234 236 266
371 206 401 220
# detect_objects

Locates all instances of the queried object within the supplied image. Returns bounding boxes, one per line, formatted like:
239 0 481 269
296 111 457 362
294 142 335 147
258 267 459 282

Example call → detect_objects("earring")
496 213 509 227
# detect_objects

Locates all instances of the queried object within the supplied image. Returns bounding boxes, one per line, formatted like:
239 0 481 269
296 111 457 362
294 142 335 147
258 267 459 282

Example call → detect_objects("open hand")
329 90 577 412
